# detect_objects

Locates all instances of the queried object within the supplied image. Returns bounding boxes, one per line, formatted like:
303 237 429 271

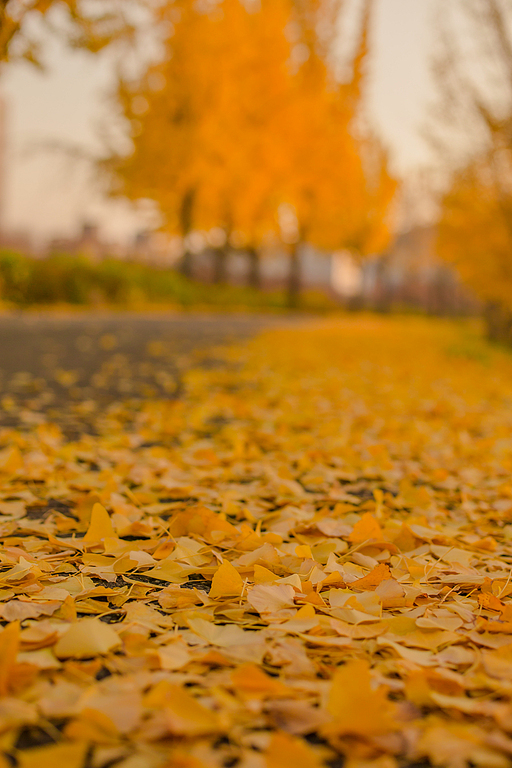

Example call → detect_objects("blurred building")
130 230 181 266
358 226 477 315
49 222 107 260
0 230 35 254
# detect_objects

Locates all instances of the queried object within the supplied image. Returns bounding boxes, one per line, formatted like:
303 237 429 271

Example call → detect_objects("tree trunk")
484 301 512 344
179 188 195 279
247 247 261 289
213 247 228 284
180 250 193 279
374 255 392 313
287 243 301 308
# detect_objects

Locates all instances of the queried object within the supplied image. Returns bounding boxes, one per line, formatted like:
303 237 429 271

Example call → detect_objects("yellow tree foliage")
188 0 293 252
439 159 512 306
438 155 512 340
0 0 152 66
274 0 396 302
281 0 370 252
110 0 211 239
318 0 396 257
432 0 512 341
109 0 397 293
111 0 292 249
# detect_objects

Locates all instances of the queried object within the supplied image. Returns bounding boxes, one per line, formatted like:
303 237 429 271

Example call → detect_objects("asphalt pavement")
0 311 287 435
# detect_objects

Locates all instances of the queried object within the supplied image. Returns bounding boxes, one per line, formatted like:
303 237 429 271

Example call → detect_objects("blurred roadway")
0 311 287 435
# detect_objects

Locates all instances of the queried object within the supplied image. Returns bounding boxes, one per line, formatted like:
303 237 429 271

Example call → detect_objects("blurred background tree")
436 0 512 341
106 0 397 306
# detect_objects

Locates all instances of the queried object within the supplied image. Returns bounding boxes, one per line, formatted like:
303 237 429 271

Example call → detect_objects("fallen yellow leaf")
209 560 244 598
17 741 88 768
83 503 116 543
54 618 121 659
266 731 323 768
322 659 396 738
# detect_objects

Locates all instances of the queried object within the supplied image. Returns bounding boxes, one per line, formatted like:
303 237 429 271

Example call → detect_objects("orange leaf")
266 731 323 768
17 741 88 768
209 560 244 599
348 513 383 543
54 618 121 659
321 659 396 738
351 563 391 591
0 622 20 696
83 503 116 543
145 682 221 736
231 664 290 699
479 592 504 612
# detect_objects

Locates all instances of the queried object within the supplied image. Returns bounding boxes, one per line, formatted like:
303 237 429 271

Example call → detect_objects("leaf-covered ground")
1 316 512 768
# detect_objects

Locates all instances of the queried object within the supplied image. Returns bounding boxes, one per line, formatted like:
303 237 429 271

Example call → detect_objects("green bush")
0 251 32 303
0 250 340 312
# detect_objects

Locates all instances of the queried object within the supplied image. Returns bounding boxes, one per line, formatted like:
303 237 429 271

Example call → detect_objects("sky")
0 0 437 245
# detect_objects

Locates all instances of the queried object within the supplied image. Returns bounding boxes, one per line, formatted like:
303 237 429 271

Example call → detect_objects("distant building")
358 226 477 314
0 230 35 255
48 222 104 260
130 230 180 266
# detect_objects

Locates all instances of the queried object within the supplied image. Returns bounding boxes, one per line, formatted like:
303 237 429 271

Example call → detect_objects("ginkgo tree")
108 0 396 302
438 156 512 339
108 0 212 275
182 0 294 285
281 0 396 304
435 0 512 342
109 0 294 284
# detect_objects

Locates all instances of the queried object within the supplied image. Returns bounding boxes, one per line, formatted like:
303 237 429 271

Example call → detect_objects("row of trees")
436 0 512 341
9 1 510 323
0 0 396 304
105 0 397 303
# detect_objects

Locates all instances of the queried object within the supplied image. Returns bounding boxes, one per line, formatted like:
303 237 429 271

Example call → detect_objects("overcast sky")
0 0 437 245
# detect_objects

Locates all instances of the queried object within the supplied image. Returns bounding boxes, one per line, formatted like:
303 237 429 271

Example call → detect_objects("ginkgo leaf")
231 664 290 699
209 560 244 598
156 641 191 671
266 731 323 768
253 565 278 584
83 503 116 542
0 600 60 622
187 617 251 648
143 560 189 584
349 513 383 543
247 584 295 615
322 659 396 738
145 682 220 736
415 720 506 768
351 563 391 590
295 545 313 559
54 618 121 659
17 741 88 768
0 621 19 696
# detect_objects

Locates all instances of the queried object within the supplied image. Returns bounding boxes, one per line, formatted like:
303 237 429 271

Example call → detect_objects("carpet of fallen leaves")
2 316 512 768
